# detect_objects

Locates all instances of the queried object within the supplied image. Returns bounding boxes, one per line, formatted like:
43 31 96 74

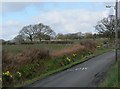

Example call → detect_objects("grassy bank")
2 39 112 87
16 48 111 87
100 59 120 87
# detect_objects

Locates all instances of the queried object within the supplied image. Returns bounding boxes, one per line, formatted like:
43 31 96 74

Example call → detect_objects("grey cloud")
1 2 44 14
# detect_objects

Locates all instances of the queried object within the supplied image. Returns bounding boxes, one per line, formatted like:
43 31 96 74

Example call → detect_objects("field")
2 44 72 54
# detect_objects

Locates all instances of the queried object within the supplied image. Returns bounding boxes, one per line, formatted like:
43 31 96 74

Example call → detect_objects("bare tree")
19 25 36 42
95 16 120 39
95 16 115 39
35 23 55 41
43 25 56 40
19 23 55 42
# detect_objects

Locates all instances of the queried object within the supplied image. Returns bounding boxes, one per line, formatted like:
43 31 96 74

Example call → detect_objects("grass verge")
15 48 112 87
100 59 120 87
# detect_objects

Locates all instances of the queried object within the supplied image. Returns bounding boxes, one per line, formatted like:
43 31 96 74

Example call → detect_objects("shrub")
2 48 50 72
21 42 34 44
80 39 96 51
51 44 85 58
14 48 50 65
2 48 49 86
2 50 15 72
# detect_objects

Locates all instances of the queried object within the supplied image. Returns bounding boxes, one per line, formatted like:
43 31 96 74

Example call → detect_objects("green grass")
2 44 72 54
15 48 111 87
100 59 120 87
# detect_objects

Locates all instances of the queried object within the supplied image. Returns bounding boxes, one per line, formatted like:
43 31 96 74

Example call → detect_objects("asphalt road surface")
29 51 120 87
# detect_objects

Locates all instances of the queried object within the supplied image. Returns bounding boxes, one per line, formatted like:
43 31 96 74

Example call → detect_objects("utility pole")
115 0 118 62
106 0 118 62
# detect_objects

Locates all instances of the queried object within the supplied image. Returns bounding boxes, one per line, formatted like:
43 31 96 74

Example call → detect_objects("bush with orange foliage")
51 44 85 58
14 48 49 65
51 39 97 58
80 39 96 51
2 48 50 71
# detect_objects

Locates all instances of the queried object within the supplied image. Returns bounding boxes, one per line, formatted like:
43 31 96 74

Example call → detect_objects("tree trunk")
39 37 42 42
29 35 33 42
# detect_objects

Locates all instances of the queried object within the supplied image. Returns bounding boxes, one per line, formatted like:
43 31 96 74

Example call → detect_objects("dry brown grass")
2 48 50 71
80 39 96 51
2 50 14 72
14 48 49 65
51 44 85 57
51 39 97 58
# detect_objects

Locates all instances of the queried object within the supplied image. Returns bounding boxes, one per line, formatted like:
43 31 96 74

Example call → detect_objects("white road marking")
67 67 88 72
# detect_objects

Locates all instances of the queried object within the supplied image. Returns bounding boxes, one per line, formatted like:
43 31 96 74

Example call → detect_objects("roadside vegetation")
100 59 120 87
2 38 111 87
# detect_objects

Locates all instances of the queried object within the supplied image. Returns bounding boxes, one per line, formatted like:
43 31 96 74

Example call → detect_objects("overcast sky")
1 2 115 40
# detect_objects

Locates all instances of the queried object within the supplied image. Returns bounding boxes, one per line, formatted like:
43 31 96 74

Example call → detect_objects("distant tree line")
56 32 95 40
12 22 97 44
